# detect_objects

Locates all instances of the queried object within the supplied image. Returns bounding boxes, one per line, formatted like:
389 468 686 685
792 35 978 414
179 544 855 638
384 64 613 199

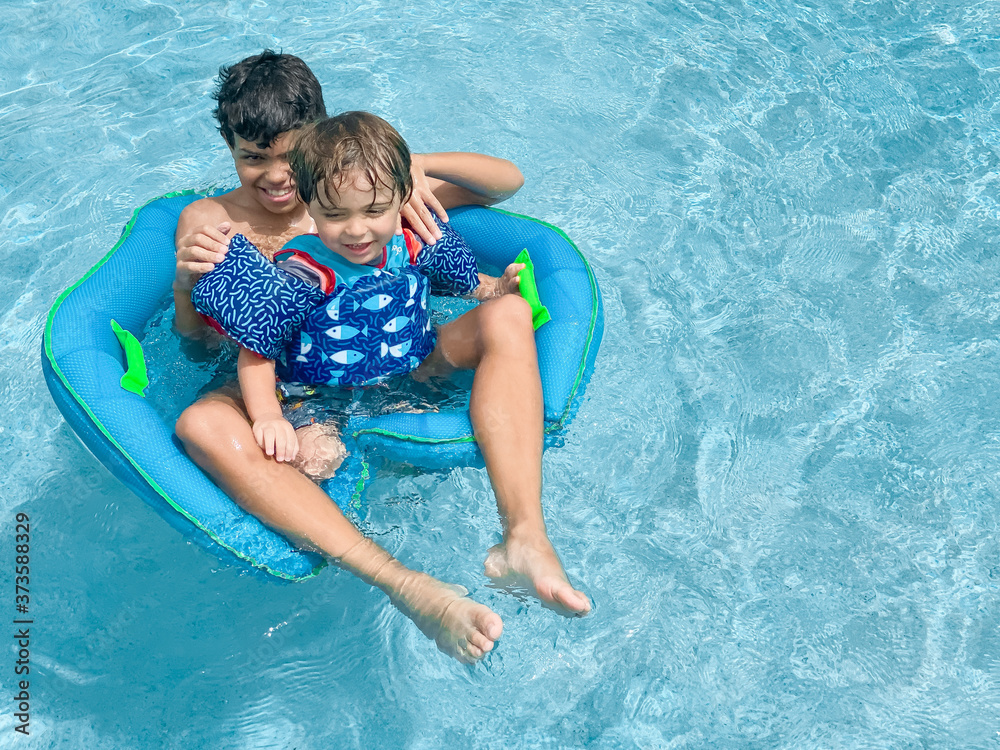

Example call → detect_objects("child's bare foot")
292 422 346 480
484 535 591 616
391 572 503 663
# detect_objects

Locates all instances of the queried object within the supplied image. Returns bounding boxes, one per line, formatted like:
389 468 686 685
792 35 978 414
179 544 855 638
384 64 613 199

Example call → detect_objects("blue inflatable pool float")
42 190 603 581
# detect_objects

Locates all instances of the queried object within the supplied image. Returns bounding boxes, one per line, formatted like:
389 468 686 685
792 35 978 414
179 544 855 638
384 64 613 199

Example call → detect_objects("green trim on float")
483 206 600 432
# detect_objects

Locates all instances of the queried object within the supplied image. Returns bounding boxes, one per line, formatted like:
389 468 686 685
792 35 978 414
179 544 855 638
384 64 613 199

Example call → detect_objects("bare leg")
418 295 591 615
175 389 502 662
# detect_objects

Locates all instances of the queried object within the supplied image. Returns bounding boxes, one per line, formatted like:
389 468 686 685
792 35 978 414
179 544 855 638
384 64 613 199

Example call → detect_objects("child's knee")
479 294 534 344
175 400 240 451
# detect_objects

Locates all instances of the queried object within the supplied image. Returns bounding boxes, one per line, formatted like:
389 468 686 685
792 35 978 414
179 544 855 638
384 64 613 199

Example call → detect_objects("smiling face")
230 131 301 216
308 170 401 266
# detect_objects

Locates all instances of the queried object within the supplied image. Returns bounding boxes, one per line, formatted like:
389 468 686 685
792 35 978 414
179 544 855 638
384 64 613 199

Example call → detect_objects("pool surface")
4 0 1000 747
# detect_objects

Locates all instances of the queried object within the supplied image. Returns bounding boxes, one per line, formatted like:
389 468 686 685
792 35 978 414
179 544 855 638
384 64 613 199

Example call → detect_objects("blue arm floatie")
414 215 480 296
191 233 326 359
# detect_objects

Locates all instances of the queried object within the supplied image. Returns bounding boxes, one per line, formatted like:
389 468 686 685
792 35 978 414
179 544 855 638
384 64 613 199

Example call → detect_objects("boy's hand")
252 415 300 463
174 222 232 292
399 155 448 246
474 263 525 300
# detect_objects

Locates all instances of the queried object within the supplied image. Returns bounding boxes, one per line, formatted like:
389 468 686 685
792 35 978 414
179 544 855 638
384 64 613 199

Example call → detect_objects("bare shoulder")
177 195 234 235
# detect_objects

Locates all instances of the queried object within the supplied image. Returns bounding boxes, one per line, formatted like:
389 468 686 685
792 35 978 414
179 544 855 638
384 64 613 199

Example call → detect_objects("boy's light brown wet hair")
289 112 412 207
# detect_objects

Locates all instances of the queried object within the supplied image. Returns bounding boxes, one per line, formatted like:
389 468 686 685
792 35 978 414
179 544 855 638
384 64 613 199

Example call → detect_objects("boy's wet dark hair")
213 50 326 148
290 112 412 207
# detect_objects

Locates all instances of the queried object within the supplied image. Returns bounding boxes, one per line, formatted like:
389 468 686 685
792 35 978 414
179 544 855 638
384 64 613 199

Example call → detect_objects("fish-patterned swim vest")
191 217 480 386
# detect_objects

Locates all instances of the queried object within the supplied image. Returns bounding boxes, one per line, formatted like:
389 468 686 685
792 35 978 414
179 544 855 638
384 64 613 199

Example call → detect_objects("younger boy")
234 113 526 460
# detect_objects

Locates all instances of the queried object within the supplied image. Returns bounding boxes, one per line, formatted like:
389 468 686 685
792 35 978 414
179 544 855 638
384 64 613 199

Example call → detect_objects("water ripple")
7 0 1000 746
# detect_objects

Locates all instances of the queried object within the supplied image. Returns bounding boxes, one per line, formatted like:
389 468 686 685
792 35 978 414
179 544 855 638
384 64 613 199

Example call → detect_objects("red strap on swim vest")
401 228 422 264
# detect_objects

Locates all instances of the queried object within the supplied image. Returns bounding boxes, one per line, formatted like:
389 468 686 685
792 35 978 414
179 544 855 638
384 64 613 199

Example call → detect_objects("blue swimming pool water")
4 0 1000 746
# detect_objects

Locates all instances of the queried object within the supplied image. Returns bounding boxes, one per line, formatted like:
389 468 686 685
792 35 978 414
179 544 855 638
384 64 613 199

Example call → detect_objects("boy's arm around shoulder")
408 153 526 301
401 152 523 244
415 152 524 211
173 199 233 337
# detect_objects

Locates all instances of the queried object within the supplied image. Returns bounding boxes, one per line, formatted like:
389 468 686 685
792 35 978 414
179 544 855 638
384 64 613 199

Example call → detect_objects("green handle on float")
111 319 149 397
516 248 552 330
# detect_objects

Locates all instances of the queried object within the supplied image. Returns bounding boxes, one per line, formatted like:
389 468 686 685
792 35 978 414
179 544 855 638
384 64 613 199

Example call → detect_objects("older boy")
175 51 506 478
173 50 450 339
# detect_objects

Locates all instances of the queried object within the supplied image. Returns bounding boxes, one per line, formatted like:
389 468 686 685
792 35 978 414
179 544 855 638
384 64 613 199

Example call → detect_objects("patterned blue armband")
415 216 480 296
191 233 327 359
